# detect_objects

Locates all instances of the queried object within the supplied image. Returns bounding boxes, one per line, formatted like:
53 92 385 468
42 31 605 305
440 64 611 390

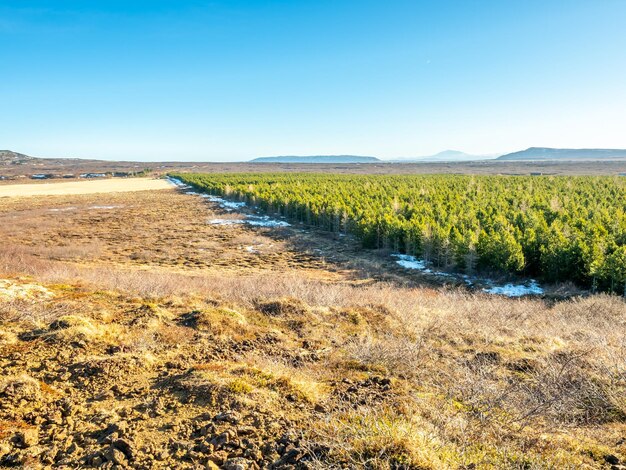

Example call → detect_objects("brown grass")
1 187 625 469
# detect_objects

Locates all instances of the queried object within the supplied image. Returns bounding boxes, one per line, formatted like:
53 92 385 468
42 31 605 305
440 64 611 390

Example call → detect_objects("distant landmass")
250 155 381 163
498 147 626 161
394 150 498 162
0 150 36 165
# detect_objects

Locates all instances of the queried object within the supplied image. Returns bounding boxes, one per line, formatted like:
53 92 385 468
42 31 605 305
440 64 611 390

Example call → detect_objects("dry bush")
0 298 76 326
38 241 103 261
2 232 626 467
308 406 450 470
516 350 625 426
118 329 158 353
345 333 426 379
244 355 330 404
0 328 17 345
0 375 41 405
256 297 311 317
177 307 249 338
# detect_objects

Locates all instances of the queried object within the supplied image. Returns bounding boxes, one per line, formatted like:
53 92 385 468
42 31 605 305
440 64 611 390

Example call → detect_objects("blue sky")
1 1 625 161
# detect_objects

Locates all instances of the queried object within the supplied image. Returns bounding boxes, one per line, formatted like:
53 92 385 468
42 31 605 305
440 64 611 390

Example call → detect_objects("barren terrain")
0 179 171 198
3 153 626 181
0 183 625 469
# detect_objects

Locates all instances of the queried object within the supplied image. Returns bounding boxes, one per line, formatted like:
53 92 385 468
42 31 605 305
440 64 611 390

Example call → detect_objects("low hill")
398 150 497 162
498 147 626 161
0 150 36 165
250 155 381 163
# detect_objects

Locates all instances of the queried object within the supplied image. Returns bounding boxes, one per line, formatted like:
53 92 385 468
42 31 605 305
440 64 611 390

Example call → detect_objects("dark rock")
314 403 326 413
14 428 38 448
277 447 303 465
214 411 240 424
112 438 135 460
104 446 126 465
606 455 620 465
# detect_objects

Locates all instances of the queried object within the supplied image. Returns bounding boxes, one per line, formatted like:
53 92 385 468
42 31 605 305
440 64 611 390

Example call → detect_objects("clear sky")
1 1 625 161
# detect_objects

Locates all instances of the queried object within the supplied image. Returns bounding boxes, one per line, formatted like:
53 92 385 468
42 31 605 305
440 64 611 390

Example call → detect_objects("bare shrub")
38 241 103 261
307 406 448 470
516 350 625 426
345 334 426 378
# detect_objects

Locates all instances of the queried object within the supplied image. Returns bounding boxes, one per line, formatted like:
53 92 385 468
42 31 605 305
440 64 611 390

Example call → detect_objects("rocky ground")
0 280 408 469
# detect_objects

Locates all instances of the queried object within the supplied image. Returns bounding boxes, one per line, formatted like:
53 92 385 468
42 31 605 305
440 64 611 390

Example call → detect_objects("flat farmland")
0 177 171 197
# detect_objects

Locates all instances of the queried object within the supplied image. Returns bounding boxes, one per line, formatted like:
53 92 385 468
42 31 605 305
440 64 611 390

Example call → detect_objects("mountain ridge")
250 155 381 163
498 147 626 161
394 150 497 162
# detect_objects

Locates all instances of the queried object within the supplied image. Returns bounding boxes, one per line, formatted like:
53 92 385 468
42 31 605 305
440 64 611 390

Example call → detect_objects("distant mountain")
0 150 36 165
498 147 626 161
392 150 498 162
250 155 381 163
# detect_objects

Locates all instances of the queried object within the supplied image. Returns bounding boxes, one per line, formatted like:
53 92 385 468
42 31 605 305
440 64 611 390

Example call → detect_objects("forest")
173 173 626 294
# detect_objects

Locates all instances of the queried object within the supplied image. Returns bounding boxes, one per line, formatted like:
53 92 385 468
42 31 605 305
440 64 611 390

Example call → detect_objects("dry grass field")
0 178 171 197
3 155 626 180
0 184 625 469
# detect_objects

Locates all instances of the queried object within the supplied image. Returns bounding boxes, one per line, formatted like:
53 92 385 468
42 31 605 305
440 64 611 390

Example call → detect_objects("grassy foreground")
2 276 625 468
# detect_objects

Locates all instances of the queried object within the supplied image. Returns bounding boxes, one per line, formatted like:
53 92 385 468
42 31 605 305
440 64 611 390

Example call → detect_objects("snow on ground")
208 217 290 228
208 219 245 225
245 215 290 227
392 254 427 270
483 281 544 297
198 194 245 210
89 205 122 210
392 253 544 297
168 177 290 227
391 254 451 277
220 201 247 210
166 177 190 189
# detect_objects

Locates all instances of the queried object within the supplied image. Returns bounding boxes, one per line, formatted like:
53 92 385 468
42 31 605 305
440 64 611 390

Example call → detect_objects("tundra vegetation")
0 185 624 469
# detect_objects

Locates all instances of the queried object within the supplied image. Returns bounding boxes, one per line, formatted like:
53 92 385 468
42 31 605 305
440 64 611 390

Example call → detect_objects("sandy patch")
0 178 172 198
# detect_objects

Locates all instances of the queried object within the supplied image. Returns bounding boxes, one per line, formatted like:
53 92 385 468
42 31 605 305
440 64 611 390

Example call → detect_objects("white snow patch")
166 177 190 189
208 215 290 228
245 215 290 227
483 280 543 297
168 177 248 211
49 207 77 212
392 254 428 270
220 200 247 210
392 253 543 297
392 254 454 277
208 219 245 225
201 194 246 211
89 205 121 210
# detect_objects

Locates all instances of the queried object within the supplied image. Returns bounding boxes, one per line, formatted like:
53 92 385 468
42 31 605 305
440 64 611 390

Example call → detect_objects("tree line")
172 173 626 294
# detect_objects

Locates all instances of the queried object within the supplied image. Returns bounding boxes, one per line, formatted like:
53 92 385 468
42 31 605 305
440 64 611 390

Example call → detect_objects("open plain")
0 180 625 469
0 178 172 198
